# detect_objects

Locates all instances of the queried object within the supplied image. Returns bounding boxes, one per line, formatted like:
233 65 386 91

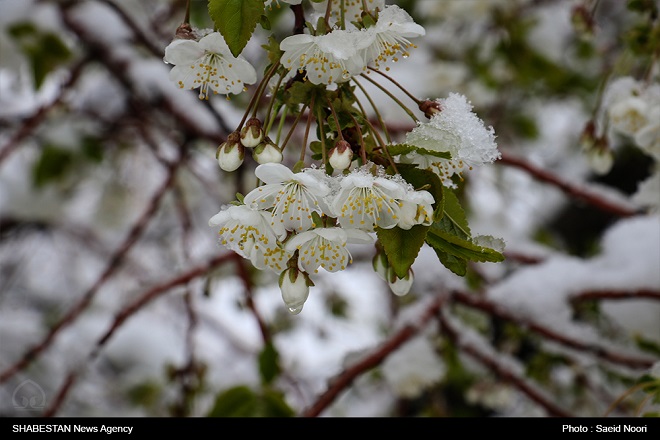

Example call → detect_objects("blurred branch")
438 309 572 417
58 2 227 144
97 0 165 58
498 150 640 218
44 252 236 416
571 288 660 303
451 290 657 370
0 153 182 386
0 58 87 167
301 293 448 417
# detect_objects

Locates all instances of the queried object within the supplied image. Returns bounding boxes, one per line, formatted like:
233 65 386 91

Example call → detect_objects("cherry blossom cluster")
163 3 422 96
209 162 435 314
162 1 503 314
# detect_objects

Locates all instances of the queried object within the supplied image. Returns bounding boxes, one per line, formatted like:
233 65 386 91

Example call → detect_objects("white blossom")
634 106 660 160
164 32 257 100
332 164 410 231
397 189 435 230
402 93 500 188
279 31 370 85
359 5 425 70
284 227 372 274
208 204 291 273
243 163 332 232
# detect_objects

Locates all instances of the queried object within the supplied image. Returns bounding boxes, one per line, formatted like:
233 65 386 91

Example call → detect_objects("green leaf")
439 187 471 238
207 386 258 417
426 223 505 268
208 0 265 57
261 388 295 417
376 224 429 279
432 247 468 276
258 342 281 386
387 143 452 159
32 145 75 188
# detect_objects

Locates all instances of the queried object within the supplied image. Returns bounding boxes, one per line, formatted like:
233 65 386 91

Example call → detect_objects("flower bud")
216 132 244 172
253 137 283 164
240 117 264 148
329 140 354 171
387 267 414 296
279 268 311 314
419 99 441 119
372 251 389 281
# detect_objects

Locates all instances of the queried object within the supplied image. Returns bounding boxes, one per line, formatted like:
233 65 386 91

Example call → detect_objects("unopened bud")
216 132 244 172
253 137 283 164
419 100 441 119
329 140 354 171
174 23 196 40
279 268 311 315
372 251 389 281
240 117 264 148
387 267 414 296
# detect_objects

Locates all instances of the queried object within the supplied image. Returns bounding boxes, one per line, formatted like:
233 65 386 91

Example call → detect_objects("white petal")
198 32 232 56
254 163 294 184
284 230 316 251
164 39 204 65
280 34 315 52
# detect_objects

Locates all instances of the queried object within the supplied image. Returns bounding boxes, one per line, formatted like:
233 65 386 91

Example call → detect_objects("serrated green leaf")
426 225 505 264
440 186 471 238
208 0 265 57
431 246 467 276
207 385 258 417
376 224 429 279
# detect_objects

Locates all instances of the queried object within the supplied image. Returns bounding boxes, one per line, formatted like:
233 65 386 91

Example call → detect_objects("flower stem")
238 62 280 131
351 77 391 143
359 73 419 123
367 66 422 106
184 0 190 24
316 106 328 170
300 95 316 164
326 98 344 141
281 104 308 153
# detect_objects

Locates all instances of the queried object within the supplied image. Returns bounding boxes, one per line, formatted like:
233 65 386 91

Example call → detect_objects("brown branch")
0 157 181 385
97 0 165 58
451 290 656 370
498 150 639 218
571 289 660 303
0 58 87 166
59 3 226 145
43 252 235 416
300 294 447 417
438 310 572 417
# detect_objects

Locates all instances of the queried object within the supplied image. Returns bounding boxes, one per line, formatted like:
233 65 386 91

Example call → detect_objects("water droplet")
288 306 303 315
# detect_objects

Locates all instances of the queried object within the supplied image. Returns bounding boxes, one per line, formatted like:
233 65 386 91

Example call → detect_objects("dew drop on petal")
288 306 303 315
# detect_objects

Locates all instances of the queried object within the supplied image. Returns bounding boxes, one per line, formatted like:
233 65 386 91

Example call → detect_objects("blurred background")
0 0 659 417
